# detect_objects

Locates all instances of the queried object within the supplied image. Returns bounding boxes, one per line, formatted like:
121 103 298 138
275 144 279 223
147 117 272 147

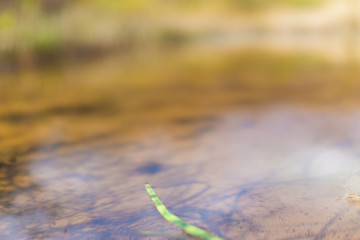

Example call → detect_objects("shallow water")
2 35 360 239
2 101 360 239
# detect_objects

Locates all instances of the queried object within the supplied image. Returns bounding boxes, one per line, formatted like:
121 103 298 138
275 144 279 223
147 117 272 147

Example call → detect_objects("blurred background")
2 0 360 239
1 0 360 145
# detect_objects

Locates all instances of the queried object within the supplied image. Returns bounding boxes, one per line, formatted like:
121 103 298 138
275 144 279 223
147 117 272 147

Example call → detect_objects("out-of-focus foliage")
82 0 323 11
0 0 324 70
0 11 16 29
229 0 323 9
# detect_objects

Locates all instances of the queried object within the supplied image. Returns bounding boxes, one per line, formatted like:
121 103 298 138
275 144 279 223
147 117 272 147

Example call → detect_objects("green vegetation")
81 0 323 11
145 184 224 240
0 11 16 29
0 0 325 69
230 0 323 9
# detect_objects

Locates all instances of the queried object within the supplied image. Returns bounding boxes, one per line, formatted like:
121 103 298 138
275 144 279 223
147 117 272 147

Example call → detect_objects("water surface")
1 43 360 239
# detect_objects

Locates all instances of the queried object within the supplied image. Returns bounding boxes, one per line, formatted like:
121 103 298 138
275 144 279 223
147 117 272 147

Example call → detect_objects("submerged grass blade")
145 184 225 240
